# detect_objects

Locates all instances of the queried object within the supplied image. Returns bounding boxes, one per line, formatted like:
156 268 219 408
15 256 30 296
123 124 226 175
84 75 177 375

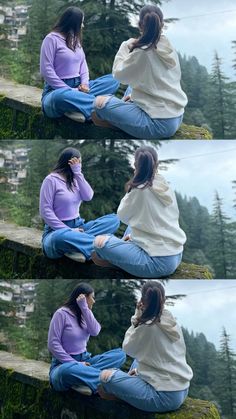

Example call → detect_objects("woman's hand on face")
76 294 86 303
78 84 90 93
68 157 81 166
136 300 144 311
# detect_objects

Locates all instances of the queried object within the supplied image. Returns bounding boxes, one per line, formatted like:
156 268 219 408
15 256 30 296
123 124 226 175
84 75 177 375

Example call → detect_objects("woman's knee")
94 95 112 109
94 235 110 249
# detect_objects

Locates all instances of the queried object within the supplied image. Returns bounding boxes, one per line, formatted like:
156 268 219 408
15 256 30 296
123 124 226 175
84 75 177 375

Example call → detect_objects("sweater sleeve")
39 176 69 230
122 322 145 358
112 40 148 85
77 298 101 336
40 35 72 90
48 310 76 363
79 48 89 86
117 190 136 225
71 163 94 201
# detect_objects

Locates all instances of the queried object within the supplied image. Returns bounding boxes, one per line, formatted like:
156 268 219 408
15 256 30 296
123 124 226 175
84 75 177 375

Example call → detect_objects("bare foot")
97 385 119 401
91 251 115 268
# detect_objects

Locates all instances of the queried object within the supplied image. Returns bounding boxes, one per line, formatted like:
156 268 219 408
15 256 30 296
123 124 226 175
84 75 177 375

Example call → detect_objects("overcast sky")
154 140 236 220
159 0 236 79
164 280 236 350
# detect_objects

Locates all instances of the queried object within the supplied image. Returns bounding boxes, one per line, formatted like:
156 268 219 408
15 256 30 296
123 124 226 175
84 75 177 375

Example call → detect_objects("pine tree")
215 328 236 418
208 191 235 278
206 52 236 138
232 41 236 74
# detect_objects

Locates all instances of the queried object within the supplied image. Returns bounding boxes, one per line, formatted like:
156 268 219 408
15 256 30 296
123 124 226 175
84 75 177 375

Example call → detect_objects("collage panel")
1 278 235 418
1 0 236 418
0 139 236 280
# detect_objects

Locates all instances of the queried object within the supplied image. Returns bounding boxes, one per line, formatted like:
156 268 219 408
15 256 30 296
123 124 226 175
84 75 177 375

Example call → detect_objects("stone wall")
0 221 212 279
0 78 212 140
0 351 220 419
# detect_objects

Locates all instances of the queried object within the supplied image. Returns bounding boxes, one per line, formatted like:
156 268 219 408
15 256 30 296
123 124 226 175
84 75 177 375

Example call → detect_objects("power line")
83 9 236 32
94 286 236 307
170 9 236 21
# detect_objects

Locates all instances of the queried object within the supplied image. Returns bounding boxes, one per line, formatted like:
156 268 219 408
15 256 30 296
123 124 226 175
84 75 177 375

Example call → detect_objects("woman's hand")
76 294 86 303
123 234 131 241
128 368 137 376
78 84 90 93
136 300 144 311
68 157 81 166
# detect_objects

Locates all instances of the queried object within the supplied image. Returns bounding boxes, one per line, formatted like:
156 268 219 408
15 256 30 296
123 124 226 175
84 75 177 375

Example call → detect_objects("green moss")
0 96 213 140
171 262 213 279
175 123 213 140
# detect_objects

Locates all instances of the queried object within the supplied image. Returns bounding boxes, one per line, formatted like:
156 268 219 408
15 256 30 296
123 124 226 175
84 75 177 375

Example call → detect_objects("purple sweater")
40 32 89 89
48 298 101 363
39 163 94 230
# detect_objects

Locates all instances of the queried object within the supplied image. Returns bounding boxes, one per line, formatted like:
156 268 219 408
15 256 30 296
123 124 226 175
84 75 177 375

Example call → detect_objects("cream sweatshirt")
117 173 186 256
112 34 188 118
123 308 193 391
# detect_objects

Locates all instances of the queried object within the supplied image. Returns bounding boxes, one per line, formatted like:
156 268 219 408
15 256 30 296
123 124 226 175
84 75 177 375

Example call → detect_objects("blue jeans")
94 233 182 278
50 349 126 393
42 214 120 259
101 360 188 412
94 94 183 139
42 74 119 120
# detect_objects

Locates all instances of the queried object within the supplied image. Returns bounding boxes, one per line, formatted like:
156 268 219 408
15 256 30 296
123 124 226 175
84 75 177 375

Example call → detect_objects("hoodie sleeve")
77 298 101 336
70 163 94 201
40 35 72 90
39 176 70 230
122 323 146 358
48 310 76 363
112 40 148 85
117 190 137 225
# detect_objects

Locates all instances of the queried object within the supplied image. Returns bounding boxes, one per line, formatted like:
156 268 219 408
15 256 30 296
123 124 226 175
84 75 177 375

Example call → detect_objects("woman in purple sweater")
39 147 120 262
40 6 119 122
48 282 126 395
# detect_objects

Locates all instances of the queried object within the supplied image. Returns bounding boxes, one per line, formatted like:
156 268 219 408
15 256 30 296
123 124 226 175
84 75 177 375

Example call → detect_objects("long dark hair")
53 6 84 51
130 5 164 52
126 146 158 192
63 282 94 328
135 281 165 327
52 147 81 191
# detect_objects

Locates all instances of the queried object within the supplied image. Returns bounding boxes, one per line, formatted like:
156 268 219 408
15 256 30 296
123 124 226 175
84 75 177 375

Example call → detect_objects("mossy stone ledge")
0 221 212 279
0 77 212 140
0 351 220 419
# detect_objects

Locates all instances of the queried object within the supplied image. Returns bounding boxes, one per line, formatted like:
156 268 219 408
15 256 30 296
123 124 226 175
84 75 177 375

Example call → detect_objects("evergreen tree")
232 41 236 74
206 52 236 139
179 54 211 130
215 328 236 418
208 191 236 278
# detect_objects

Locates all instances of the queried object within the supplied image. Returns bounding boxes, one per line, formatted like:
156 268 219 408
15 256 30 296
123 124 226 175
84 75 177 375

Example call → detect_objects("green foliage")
215 328 236 418
176 192 236 279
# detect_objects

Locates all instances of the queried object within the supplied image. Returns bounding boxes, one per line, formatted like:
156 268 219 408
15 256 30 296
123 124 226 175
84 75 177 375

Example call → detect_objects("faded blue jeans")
42 214 120 259
42 74 119 120
94 93 183 139
50 349 126 393
94 233 182 278
100 360 189 412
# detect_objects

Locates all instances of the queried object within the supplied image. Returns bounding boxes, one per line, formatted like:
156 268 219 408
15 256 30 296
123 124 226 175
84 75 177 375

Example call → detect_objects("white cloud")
161 0 236 78
164 280 236 350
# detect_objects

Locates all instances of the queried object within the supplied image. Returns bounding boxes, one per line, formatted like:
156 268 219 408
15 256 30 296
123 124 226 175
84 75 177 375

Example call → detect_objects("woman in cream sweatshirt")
92 146 186 278
98 281 193 412
92 5 187 139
